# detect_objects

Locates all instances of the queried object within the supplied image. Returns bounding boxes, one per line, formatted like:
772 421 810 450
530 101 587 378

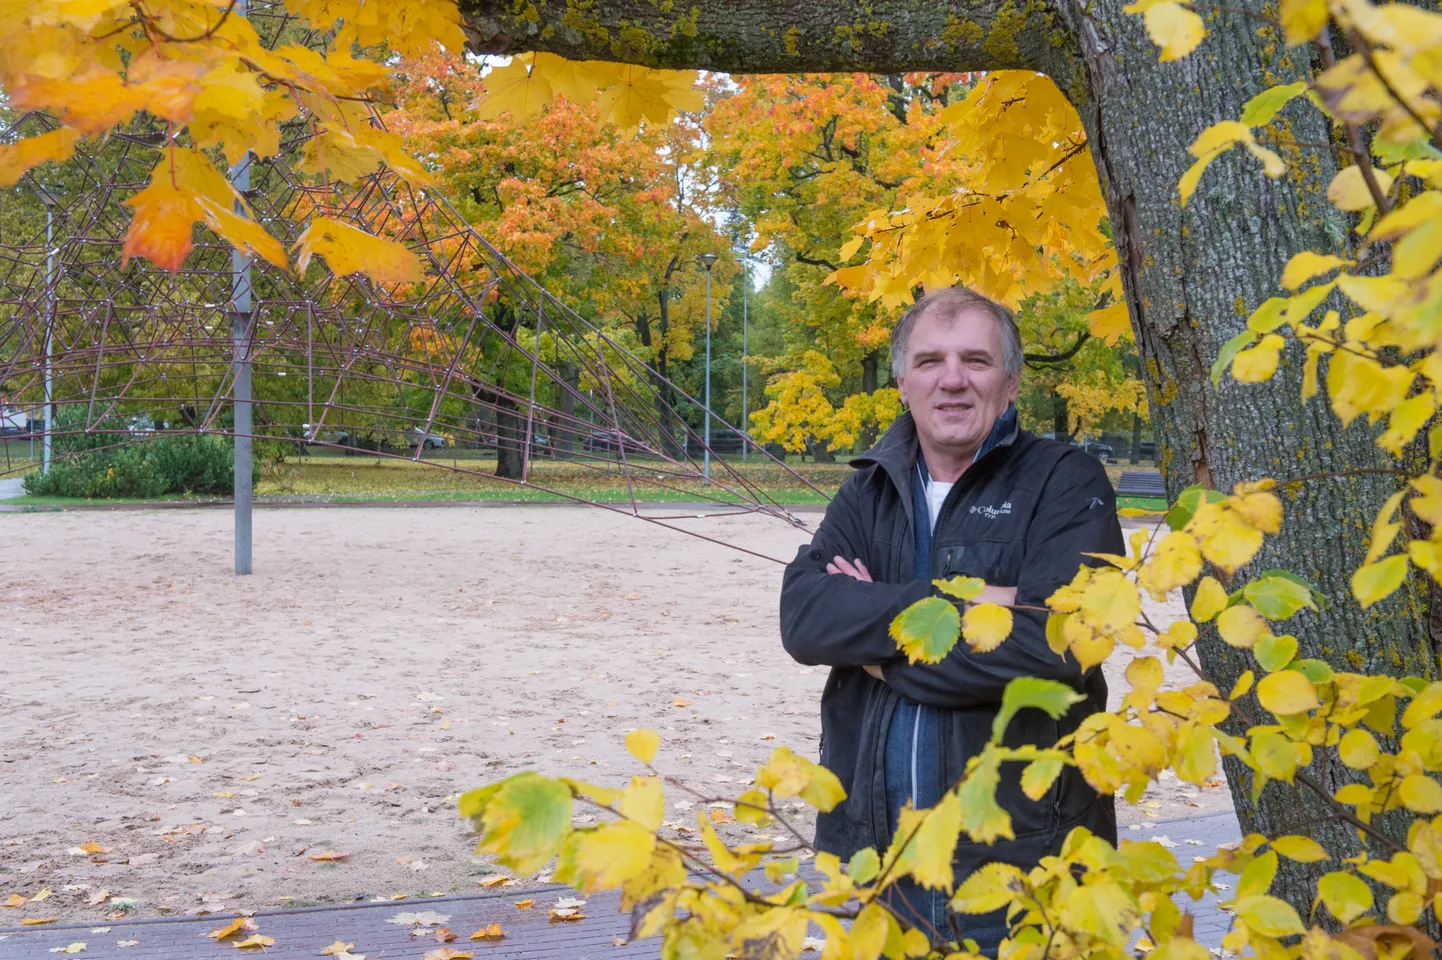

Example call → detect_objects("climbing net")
0 6 823 551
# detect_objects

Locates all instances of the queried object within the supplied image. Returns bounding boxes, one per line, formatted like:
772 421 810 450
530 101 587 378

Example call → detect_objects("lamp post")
740 256 748 462
37 186 60 476
697 252 718 484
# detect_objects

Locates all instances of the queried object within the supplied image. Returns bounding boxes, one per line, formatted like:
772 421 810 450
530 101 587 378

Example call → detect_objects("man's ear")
1006 376 1020 406
897 375 909 408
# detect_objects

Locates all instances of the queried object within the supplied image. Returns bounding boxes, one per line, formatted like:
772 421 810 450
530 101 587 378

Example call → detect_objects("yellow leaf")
209 917 256 941
1367 491 1406 563
1088 302 1132 345
838 235 865 262
1140 531 1202 598
1175 725 1217 784
56 944 86 956
1279 0 1329 43
1190 576 1228 622
1216 604 1272 649
1137 1 1207 61
1327 165 1393 211
1020 757 1066 800
617 776 664 831
625 728 659 765
1188 501 1264 573
950 862 1027 914
476 57 554 121
1317 871 1373 924
597 65 701 134
1256 670 1320 715
1271 835 1328 862
572 820 656 889
962 603 1013 653
1230 670 1255 700
234 935 276 949
0 128 80 188
1233 894 1306 936
1351 555 1409 608
933 576 984 601
1231 334 1285 383
321 943 356 956
1399 774 1442 813
293 217 423 287
1061 877 1141 945
1078 569 1142 633
469 923 505 940
122 174 202 271
1378 392 1435 456
1338 728 1380 769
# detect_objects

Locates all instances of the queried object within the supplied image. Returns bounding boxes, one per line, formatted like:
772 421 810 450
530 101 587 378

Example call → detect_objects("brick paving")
0 812 1243 959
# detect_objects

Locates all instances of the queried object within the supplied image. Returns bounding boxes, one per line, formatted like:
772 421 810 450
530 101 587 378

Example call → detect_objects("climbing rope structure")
0 5 824 563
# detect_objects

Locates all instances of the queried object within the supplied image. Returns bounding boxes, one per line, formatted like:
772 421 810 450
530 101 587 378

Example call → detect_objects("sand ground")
0 505 1228 923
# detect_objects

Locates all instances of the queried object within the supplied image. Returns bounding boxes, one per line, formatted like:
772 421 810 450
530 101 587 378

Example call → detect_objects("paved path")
0 812 1242 959
0 478 24 500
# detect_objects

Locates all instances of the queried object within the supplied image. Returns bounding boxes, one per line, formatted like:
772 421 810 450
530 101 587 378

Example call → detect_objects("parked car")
407 427 450 449
1137 439 1158 461
1084 441 1114 462
583 430 649 456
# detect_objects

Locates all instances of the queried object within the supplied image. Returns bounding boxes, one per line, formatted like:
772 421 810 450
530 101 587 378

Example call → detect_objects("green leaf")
457 781 506 823
1254 633 1299 672
1240 81 1309 126
1292 658 1335 683
992 677 1086 742
1317 871 1374 924
1212 330 1259 386
1244 576 1317 619
1166 483 1225 531
474 771 574 874
890 596 960 664
847 847 880 885
957 747 1012 843
1253 569 1328 610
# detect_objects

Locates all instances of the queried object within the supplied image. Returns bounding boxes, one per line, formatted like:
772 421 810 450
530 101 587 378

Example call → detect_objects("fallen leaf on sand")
208 917 257 940
308 850 349 862
622 592 641 600
87 889 110 906
759 733 775 740
3 894 27 907
22 917 58 925
233 935 275 949
48 942 86 954
549 909 586 922
435 928 457 943
31 888 54 901
514 899 534 910
232 841 266 857
422 950 472 960
387 911 450 927
613 936 629 947
321 941 355 955
78 843 108 854
478 876 508 888
469 924 504 941
240 773 262 781
673 699 690 708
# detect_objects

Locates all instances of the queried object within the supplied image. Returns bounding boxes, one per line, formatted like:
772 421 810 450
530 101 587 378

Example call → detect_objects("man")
778 286 1122 951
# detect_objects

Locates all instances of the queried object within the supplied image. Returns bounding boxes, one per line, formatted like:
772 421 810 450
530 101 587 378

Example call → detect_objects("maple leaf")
320 942 355 955
51 942 87 955
387 911 450 926
0 128 80 188
293 217 424 287
475 57 554 122
122 175 202 272
307 850 349 861
422 950 472 960
469 923 505 940
208 917 257 940
22 917 58 925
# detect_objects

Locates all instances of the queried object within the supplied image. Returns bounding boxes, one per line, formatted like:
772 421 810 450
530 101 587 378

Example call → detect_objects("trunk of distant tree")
554 361 578 458
458 0 1439 914
1130 411 1143 464
860 348 880 450
1052 393 1069 443
484 388 524 479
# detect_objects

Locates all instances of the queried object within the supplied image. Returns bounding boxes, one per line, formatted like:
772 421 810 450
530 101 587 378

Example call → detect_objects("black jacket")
779 412 1121 873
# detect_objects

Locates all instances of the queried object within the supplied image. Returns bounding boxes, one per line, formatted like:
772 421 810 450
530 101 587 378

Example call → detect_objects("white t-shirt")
925 478 953 533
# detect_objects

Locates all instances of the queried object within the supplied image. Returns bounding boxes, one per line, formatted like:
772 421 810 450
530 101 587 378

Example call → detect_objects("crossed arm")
823 554 1016 681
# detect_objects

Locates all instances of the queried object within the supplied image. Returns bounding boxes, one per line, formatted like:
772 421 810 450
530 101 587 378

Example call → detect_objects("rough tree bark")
456 0 1435 910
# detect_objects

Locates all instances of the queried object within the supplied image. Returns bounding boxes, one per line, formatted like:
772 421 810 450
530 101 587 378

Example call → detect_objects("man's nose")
937 356 970 391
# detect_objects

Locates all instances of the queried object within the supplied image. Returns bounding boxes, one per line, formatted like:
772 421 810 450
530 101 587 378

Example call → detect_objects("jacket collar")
850 407 1022 523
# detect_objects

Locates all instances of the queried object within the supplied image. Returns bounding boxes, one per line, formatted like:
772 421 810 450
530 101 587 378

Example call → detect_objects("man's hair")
890 286 1024 381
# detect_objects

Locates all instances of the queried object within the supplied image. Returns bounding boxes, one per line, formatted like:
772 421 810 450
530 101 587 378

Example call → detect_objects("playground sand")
1 506 1224 921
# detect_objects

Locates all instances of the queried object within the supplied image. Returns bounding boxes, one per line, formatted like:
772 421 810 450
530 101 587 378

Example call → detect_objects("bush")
23 409 253 498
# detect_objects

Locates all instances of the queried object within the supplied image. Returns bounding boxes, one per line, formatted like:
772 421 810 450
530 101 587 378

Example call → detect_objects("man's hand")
863 664 885 680
826 556 872 581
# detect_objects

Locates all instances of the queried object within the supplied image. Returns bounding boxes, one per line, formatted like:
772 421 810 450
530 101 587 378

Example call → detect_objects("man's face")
897 308 1019 460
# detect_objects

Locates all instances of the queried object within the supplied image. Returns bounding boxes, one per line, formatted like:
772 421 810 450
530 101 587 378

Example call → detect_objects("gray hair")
889 286 1024 381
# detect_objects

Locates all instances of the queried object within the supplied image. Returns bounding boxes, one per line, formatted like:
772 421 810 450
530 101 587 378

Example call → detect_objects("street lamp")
697 252 718 484
740 255 748 462
36 186 60 477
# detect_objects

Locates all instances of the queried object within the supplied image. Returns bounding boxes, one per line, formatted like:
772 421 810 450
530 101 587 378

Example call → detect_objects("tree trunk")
860 348 880 449
1129 411 1142 465
1052 392 1069 443
555 361 578 458
456 0 1433 914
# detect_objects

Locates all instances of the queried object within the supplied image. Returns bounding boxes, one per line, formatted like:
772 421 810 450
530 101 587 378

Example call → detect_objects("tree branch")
795 251 841 271
1024 330 1092 365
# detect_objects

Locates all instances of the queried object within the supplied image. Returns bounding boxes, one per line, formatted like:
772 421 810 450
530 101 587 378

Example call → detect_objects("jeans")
883 700 1009 957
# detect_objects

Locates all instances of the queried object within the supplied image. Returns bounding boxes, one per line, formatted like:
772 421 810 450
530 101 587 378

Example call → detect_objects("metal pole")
230 146 253 575
741 258 748 462
703 265 712 485
42 201 54 476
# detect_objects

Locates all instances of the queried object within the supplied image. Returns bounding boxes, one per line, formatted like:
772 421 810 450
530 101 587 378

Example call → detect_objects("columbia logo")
969 501 1013 519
